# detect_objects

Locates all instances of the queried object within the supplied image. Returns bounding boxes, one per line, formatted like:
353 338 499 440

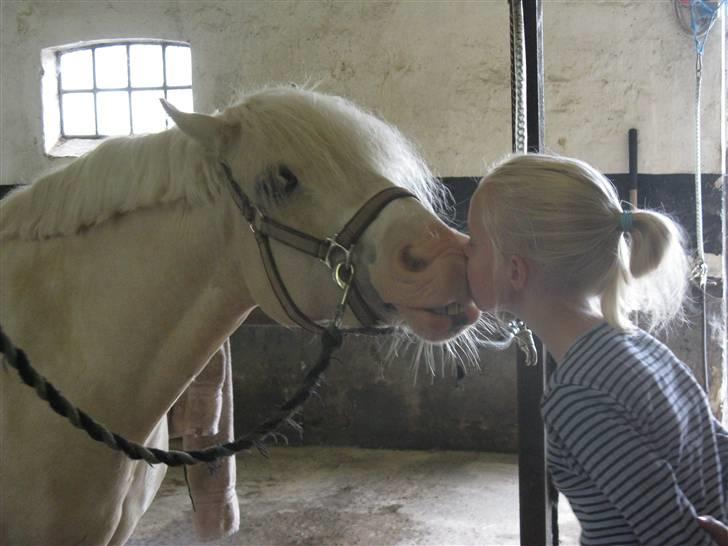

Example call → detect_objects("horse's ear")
160 99 238 153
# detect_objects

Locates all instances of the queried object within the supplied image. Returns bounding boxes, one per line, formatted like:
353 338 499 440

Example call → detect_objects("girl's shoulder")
546 323 704 423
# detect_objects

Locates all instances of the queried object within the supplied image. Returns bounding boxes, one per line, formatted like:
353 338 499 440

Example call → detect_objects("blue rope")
690 0 725 54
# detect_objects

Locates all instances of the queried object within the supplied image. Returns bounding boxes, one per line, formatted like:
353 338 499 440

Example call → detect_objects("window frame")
42 38 192 157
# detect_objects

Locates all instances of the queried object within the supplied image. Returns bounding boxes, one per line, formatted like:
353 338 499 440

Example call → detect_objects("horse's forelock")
224 86 452 218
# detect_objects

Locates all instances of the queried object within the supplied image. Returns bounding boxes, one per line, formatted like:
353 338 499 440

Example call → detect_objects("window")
42 39 193 157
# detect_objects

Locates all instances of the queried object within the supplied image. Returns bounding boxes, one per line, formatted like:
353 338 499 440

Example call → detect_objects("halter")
221 163 415 335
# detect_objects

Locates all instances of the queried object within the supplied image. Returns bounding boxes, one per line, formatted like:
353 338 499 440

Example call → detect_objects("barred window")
42 40 193 157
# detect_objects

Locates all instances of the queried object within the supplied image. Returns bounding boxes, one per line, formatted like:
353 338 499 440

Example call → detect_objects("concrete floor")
129 447 580 546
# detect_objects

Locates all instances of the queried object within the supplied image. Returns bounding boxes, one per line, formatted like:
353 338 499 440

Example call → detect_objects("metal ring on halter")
334 263 354 291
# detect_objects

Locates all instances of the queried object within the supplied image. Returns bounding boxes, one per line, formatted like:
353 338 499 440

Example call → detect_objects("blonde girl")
466 153 727 545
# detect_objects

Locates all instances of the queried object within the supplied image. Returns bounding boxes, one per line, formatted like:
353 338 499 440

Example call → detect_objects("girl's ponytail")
619 209 690 331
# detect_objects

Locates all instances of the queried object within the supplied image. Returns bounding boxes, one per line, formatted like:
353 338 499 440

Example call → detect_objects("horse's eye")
254 164 299 211
277 165 299 194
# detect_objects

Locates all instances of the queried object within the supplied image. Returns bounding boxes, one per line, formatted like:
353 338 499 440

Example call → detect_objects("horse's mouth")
383 301 467 315
386 301 480 341
361 275 479 337
427 302 466 316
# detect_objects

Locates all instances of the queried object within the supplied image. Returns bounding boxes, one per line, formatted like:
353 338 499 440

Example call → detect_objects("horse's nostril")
400 244 429 272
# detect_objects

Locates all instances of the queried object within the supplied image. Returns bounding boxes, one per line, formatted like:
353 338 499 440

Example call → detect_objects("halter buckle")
322 237 351 270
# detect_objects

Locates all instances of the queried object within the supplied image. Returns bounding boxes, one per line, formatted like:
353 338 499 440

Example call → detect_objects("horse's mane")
1 85 450 241
0 129 222 240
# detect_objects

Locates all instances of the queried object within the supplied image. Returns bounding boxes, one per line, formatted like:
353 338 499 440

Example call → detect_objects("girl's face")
465 193 502 312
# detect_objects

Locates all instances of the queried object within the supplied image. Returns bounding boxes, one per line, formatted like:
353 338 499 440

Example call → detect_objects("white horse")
0 85 481 545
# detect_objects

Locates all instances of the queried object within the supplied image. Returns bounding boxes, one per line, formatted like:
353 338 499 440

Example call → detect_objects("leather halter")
221 163 416 335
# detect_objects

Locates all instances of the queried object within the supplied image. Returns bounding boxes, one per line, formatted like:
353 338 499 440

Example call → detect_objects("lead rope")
0 322 343 467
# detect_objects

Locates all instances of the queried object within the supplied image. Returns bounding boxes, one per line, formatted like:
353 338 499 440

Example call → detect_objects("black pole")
525 1 544 155
628 128 638 207
512 1 557 546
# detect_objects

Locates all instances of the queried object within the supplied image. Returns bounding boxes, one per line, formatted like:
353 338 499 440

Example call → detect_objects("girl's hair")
473 153 690 332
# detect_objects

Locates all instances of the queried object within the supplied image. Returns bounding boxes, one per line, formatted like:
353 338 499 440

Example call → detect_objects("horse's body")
0 86 479 545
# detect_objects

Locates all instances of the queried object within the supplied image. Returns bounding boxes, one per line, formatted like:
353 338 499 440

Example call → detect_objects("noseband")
221 163 415 335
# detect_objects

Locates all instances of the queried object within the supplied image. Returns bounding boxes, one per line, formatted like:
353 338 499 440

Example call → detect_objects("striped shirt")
542 322 728 545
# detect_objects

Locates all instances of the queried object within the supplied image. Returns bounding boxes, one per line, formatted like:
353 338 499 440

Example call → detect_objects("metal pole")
510 1 557 545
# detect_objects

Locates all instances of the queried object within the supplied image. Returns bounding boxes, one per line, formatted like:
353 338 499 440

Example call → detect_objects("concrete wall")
1 1 725 448
230 328 520 452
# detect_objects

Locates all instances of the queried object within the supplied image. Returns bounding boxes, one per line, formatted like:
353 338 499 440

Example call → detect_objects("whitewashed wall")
1 0 723 186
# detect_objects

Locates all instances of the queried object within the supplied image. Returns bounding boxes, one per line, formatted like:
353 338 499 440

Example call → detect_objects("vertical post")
511 1 557 545
517 349 555 546
524 0 544 155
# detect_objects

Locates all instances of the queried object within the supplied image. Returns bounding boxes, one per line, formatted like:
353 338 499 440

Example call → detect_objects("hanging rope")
689 0 723 286
507 0 538 367
510 0 527 154
681 0 725 392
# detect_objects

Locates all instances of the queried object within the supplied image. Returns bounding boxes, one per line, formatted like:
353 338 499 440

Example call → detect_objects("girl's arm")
543 384 715 546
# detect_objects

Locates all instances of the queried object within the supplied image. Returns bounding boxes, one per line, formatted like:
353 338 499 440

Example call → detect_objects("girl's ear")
507 254 529 292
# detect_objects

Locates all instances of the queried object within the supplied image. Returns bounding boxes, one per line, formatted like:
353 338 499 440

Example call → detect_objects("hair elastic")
619 210 633 232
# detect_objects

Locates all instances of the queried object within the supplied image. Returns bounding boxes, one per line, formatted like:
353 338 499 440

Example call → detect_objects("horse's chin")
394 303 480 343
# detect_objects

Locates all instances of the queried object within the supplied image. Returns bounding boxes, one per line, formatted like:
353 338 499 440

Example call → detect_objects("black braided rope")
0 323 343 466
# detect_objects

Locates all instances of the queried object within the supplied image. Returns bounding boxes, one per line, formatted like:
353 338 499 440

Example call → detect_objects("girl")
465 154 727 545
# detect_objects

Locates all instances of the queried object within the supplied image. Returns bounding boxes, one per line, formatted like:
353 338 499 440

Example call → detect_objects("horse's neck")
2 196 255 440
0 129 219 242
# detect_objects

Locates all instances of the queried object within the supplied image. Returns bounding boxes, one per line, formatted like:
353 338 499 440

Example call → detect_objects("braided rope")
693 52 706 289
509 0 527 154
687 0 725 392
0 324 343 466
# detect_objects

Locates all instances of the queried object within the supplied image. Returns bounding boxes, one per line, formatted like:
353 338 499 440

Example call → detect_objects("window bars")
56 40 192 138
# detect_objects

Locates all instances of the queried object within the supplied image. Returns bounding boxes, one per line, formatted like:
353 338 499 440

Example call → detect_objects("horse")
0 85 481 545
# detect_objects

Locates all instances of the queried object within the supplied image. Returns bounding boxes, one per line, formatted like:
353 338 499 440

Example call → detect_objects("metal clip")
507 320 537 367
333 265 354 329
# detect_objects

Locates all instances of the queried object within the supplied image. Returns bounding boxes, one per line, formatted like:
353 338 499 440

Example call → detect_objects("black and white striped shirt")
542 322 728 545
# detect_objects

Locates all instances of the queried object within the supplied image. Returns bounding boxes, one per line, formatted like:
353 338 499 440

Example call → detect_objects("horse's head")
163 86 480 344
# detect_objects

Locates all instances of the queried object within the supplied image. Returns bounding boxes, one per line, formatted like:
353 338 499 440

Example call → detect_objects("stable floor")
129 447 580 546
